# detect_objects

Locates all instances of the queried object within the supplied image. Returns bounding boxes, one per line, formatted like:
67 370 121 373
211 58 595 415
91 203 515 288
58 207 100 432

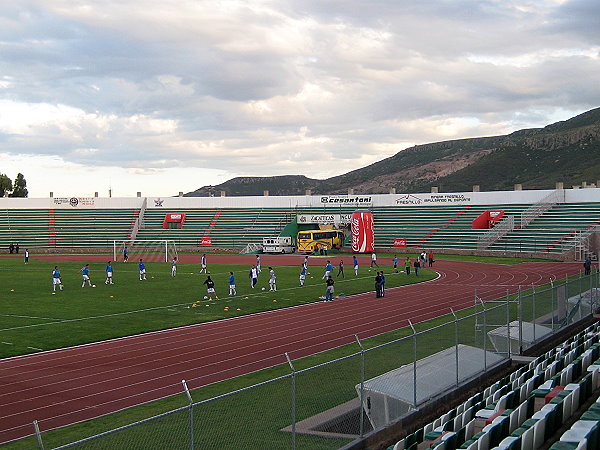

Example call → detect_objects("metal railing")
21 270 598 449
477 215 515 249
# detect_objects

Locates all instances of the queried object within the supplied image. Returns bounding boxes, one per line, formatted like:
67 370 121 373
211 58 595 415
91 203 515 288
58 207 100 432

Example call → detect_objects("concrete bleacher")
0 209 50 248
490 203 600 254
136 207 295 247
372 204 531 250
385 323 600 450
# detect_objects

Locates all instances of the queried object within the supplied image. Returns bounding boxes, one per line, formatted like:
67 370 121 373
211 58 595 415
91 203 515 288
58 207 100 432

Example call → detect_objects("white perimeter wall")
0 188 598 210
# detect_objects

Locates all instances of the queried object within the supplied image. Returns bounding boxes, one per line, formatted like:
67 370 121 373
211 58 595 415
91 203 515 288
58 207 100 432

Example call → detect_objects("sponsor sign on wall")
320 195 372 205
393 238 407 247
351 212 375 253
200 238 212 247
52 197 96 207
296 214 352 225
395 193 473 206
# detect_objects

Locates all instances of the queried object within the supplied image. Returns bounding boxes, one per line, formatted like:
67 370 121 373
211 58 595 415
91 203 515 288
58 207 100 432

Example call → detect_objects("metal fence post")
355 334 365 438
518 286 523 355
33 420 44 450
478 299 487 372
408 319 418 409
506 290 511 359
532 283 536 342
551 279 555 332
182 380 194 450
450 308 459 387
285 352 297 450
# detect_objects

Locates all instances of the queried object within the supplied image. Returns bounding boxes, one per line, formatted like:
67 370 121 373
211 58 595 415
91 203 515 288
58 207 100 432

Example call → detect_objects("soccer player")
324 276 334 302
393 255 399 273
52 266 64 292
171 257 177 277
249 265 258 288
199 254 207 274
268 267 277 291
203 276 218 301
105 261 114 284
24 249 29 264
256 254 261 274
123 246 128 262
299 264 307 286
303 255 310 274
322 260 333 280
353 255 359 276
81 264 92 288
370 251 379 268
337 260 344 278
138 259 147 280
229 272 236 296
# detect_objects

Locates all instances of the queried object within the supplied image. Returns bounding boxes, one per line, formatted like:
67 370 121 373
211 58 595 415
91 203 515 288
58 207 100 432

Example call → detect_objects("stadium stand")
490 203 600 254
384 322 600 450
0 209 50 248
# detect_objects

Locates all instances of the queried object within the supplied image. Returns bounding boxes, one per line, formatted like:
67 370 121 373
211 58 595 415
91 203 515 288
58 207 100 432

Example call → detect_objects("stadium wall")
1 187 598 210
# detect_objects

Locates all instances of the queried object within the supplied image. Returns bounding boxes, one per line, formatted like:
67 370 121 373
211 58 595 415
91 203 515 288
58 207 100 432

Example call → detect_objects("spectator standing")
24 249 29 264
428 251 435 267
375 272 383 298
404 257 411 275
337 260 345 278
584 257 592 276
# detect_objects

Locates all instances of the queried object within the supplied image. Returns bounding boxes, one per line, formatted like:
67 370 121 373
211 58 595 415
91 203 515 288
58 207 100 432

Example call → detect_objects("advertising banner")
393 238 407 247
200 238 213 247
351 212 374 253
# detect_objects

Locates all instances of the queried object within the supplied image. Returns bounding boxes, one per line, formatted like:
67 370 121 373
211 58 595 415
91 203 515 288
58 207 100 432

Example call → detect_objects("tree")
0 173 12 197
10 173 28 197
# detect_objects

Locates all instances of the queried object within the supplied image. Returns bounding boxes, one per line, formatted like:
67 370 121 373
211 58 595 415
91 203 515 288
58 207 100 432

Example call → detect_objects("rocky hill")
185 107 600 196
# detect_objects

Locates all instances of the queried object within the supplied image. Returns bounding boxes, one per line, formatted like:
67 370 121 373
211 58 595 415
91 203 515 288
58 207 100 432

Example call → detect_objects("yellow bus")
296 229 345 253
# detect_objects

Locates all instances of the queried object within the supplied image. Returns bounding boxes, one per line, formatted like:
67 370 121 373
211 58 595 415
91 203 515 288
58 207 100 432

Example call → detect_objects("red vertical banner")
351 212 374 253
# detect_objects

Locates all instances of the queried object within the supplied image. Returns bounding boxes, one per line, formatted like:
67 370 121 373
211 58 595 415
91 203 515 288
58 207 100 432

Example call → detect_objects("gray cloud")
0 0 598 186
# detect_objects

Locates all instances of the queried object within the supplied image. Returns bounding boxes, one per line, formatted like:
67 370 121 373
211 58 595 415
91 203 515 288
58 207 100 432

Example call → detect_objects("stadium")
1 185 599 449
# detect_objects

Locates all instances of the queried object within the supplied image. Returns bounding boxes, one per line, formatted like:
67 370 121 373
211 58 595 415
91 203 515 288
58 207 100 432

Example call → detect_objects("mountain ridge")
185 107 600 196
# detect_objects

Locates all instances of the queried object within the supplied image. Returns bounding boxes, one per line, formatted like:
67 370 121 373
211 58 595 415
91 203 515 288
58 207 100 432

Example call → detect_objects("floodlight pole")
285 352 297 450
408 319 417 408
355 334 365 437
450 308 459 387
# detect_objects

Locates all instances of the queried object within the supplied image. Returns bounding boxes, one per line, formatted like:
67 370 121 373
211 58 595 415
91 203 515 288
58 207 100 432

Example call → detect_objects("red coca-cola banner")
351 212 374 253
200 238 213 247
393 238 407 247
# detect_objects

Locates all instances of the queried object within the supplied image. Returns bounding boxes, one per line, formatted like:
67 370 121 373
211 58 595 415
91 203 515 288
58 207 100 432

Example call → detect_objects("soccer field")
0 257 436 358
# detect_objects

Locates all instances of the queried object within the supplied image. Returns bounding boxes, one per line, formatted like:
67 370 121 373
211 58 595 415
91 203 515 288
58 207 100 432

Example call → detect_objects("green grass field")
0 257 436 359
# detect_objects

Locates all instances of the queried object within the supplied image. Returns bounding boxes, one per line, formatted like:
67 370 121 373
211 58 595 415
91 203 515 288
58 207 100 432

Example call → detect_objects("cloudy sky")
1 0 599 197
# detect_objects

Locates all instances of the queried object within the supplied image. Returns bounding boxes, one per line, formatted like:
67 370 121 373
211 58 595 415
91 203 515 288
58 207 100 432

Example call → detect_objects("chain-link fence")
28 270 598 449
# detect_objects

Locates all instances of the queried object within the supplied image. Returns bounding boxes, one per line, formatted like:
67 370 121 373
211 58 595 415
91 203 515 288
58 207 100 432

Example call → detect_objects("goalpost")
113 239 178 263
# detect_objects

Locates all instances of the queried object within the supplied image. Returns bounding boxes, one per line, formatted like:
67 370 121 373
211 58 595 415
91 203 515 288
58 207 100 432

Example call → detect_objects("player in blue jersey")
81 264 92 288
105 261 114 284
138 259 147 280
322 260 333 280
52 266 64 292
299 265 307 286
123 246 128 262
229 271 236 296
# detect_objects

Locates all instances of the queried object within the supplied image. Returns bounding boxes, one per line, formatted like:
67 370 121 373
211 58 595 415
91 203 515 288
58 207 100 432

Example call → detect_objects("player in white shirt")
268 267 277 291
171 257 177 277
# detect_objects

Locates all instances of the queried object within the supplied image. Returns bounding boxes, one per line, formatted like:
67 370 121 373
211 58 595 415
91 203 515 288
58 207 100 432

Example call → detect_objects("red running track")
0 258 582 444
